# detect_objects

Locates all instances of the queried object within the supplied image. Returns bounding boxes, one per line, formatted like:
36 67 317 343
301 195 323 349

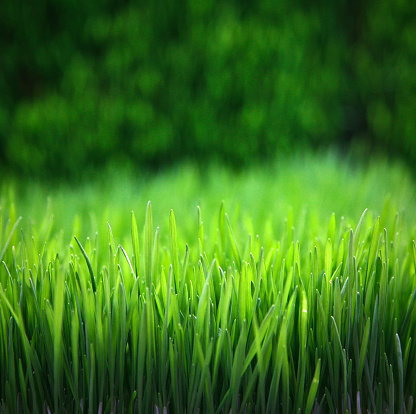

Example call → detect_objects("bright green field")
4 151 416 246
1 152 416 413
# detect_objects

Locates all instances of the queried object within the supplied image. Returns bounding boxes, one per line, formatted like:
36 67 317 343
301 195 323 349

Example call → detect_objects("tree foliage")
1 0 415 178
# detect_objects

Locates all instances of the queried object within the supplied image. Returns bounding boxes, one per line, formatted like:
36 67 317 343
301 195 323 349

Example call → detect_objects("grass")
1 151 416 412
3 150 416 246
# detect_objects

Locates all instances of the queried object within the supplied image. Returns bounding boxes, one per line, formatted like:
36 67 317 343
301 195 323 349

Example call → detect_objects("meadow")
1 151 416 413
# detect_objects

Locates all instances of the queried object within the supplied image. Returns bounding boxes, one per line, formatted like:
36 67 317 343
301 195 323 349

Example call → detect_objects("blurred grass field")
3 150 415 247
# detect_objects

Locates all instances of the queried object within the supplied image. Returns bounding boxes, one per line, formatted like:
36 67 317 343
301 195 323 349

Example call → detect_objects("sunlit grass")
1 152 416 412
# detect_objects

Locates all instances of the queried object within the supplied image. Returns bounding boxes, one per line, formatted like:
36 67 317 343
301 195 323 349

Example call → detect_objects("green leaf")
53 260 65 412
119 244 136 279
327 213 336 243
354 208 368 252
305 359 321 414
144 201 153 288
0 216 22 262
218 201 226 256
358 317 371 388
169 209 180 293
225 213 241 270
395 334 404 414
325 238 333 280
74 236 96 292
366 217 380 283
131 211 140 277
231 319 247 414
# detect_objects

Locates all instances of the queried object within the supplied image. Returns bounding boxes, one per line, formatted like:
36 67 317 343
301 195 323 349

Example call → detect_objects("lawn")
1 151 416 413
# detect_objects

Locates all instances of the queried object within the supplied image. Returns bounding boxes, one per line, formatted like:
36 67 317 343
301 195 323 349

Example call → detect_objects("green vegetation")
5 152 416 244
2 1 415 411
1 154 416 412
1 0 416 178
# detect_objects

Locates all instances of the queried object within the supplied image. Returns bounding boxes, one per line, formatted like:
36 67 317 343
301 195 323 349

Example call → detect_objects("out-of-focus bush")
0 0 415 179
353 1 416 161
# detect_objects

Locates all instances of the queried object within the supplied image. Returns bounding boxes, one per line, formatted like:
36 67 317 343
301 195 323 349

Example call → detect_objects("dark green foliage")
1 0 416 178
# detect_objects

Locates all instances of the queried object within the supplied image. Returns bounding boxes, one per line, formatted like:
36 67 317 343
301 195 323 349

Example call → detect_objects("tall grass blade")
225 213 241 270
305 359 321 414
0 217 22 262
358 317 371 388
131 211 140 277
53 258 65 413
395 334 404 414
169 210 180 293
74 236 96 292
144 201 153 288
230 319 247 414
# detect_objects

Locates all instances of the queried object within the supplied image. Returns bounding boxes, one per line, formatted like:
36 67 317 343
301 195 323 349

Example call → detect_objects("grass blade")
225 213 241 270
144 201 153 288
305 359 321 414
0 216 22 262
74 236 96 292
131 211 140 277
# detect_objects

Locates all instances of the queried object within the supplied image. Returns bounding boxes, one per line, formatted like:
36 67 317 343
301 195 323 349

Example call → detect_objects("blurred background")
1 0 416 181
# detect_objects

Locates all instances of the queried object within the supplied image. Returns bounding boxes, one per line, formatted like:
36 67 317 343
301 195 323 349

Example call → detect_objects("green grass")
3 151 416 247
1 152 416 412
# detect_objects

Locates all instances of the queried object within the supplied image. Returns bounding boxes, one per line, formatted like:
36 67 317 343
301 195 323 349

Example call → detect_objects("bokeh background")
1 0 416 180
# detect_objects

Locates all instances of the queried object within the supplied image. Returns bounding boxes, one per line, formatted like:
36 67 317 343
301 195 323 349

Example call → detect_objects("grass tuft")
0 197 416 412
1 153 416 412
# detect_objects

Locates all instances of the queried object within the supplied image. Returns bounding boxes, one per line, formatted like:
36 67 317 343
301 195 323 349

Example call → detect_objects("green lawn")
1 151 416 413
